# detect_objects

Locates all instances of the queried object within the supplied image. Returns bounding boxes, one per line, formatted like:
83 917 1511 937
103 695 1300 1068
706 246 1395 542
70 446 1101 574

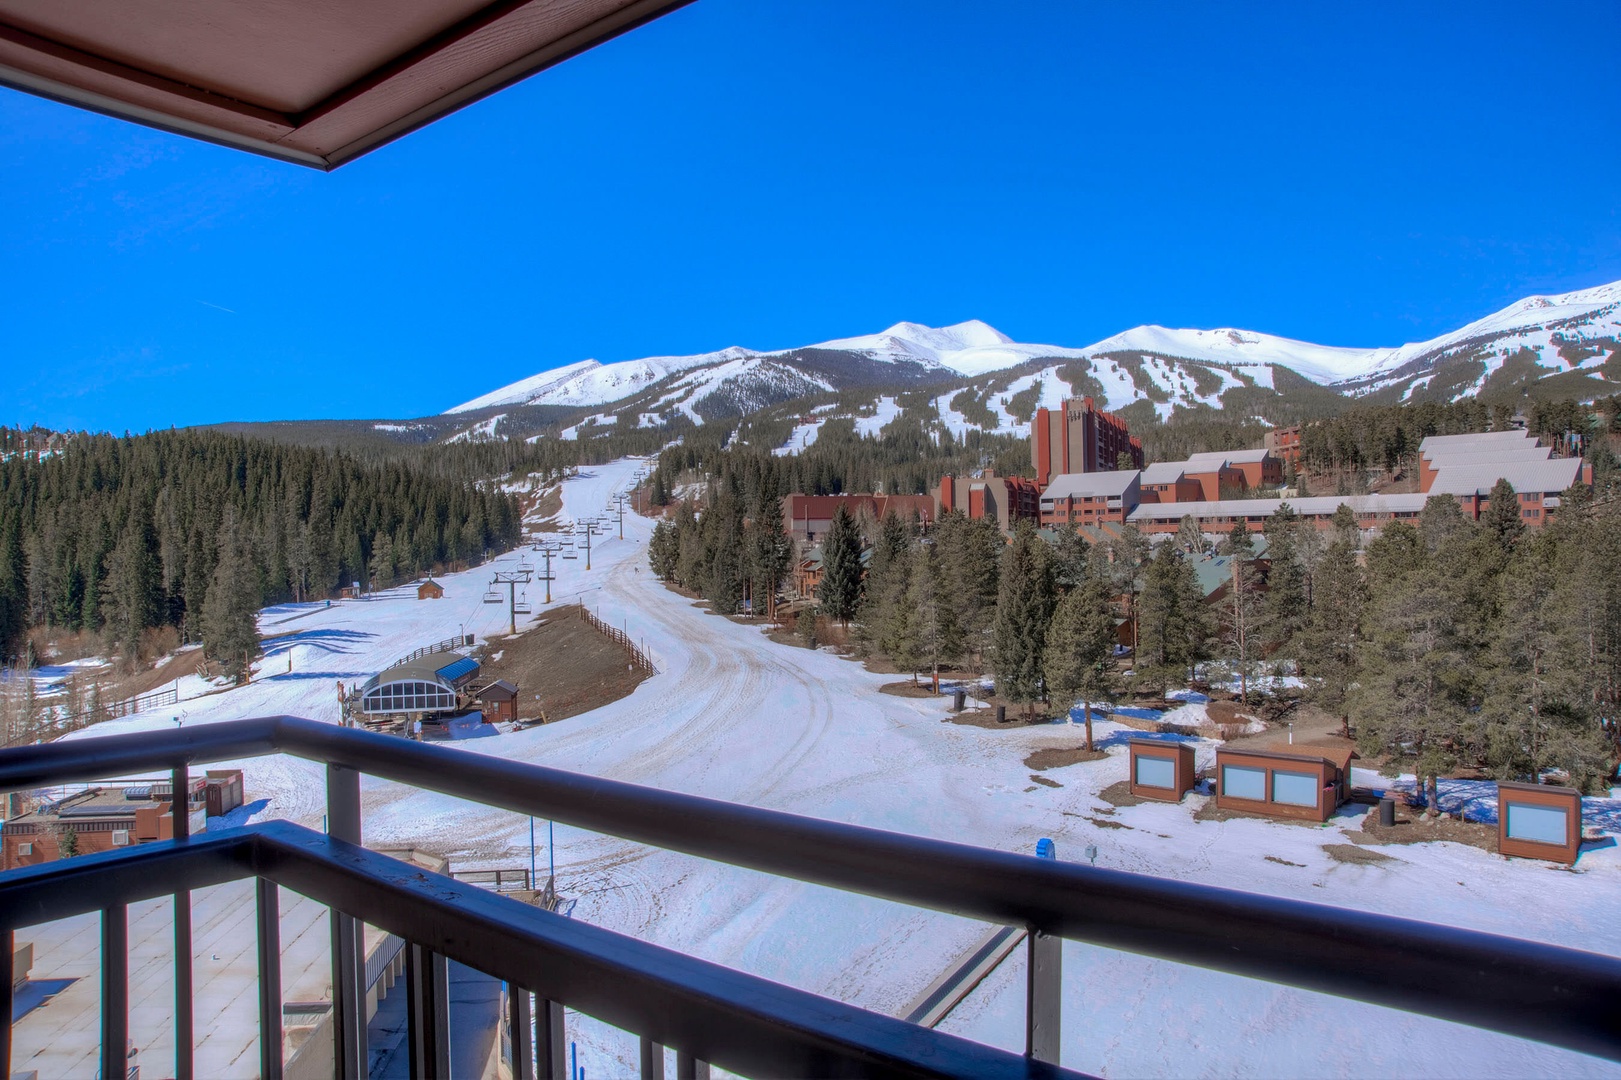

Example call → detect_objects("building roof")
1426 457 1582 497
1183 451 1237 472
1417 431 1538 453
1129 493 1428 523
1422 446 1552 467
1220 448 1273 465
476 679 519 700
1140 462 1187 485
362 651 479 694
5 786 169 828
1217 741 1358 772
1041 470 1140 501
1190 536 1272 597
434 655 482 685
0 0 691 169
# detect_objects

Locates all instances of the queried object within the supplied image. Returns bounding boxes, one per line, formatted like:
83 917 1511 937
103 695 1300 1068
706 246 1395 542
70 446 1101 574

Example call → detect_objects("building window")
1135 755 1175 789
1505 802 1567 845
1222 764 1266 801
1272 770 1319 807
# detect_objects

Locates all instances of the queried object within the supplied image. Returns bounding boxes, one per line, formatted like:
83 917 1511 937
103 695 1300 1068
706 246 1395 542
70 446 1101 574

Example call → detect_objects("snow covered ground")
21 457 1621 1078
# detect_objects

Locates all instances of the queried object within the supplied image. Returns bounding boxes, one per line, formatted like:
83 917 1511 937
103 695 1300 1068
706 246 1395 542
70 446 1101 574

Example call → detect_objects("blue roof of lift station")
435 655 481 685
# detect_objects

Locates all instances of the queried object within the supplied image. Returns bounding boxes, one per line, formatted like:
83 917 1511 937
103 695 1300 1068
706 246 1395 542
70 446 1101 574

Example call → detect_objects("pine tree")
1043 576 1118 749
1050 525 1090 590
100 504 161 660
0 515 26 662
991 521 1056 715
649 520 679 580
908 541 963 689
1135 545 1211 695
816 505 864 627
934 511 1001 668
1350 557 1473 815
1217 520 1265 705
201 518 262 684
1108 525 1151 656
1482 477 1526 551
862 511 913 655
1260 503 1308 657
1303 532 1364 732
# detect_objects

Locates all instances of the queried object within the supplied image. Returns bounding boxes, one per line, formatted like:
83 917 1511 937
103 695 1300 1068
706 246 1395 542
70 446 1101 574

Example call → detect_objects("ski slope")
39 458 1621 1079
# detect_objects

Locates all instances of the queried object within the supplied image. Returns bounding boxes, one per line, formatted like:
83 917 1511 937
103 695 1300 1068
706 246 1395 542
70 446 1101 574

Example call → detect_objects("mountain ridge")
441 280 1621 445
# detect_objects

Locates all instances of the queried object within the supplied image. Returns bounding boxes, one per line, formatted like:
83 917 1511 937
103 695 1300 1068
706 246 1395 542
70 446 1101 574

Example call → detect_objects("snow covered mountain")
442 280 1621 443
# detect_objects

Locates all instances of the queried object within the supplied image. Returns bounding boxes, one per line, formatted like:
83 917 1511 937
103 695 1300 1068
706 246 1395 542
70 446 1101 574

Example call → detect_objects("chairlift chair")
482 589 503 604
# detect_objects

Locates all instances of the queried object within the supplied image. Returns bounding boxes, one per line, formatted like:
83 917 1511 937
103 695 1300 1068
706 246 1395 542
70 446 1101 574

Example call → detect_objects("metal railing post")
405 943 450 1079
326 763 367 1079
171 764 194 1080
102 904 128 1080
1026 928 1061 1065
256 879 284 1080
0 928 12 1078
509 985 534 1080
675 1048 710 1080
536 999 566 1080
639 1035 666 1079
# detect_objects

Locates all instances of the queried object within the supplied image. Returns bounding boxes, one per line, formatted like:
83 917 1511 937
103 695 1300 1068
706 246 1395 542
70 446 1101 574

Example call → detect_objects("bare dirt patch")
1089 816 1131 830
1325 843 1399 866
1265 855 1306 867
1350 810 1498 854
525 486 563 530
1030 774 1062 789
476 605 650 724
1097 781 1149 808
105 644 206 701
879 681 940 699
1024 746 1109 771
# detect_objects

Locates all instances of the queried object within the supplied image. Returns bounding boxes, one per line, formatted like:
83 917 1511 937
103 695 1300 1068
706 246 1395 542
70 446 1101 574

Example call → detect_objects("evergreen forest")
0 428 525 676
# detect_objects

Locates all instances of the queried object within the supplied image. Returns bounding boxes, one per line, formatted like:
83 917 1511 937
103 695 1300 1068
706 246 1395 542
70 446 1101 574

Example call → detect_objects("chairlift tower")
578 518 606 571
489 569 534 635
533 542 561 604
610 493 629 539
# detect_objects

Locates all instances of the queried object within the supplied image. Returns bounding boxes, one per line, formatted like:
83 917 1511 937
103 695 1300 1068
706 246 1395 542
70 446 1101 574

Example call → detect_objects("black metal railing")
1 715 1619 1079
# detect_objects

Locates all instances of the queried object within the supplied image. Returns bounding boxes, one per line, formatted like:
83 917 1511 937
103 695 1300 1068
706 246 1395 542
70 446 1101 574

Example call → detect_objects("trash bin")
995 705 1006 724
1379 797 1395 827
953 689 966 712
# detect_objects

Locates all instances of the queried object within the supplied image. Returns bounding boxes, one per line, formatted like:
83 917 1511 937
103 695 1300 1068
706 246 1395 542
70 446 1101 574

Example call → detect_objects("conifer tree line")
1294 398 1601 474
647 422 1030 505
0 428 522 673
649 470 1621 790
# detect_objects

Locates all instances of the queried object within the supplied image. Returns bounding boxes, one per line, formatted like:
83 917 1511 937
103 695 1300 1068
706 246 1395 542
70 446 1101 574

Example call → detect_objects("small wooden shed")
417 578 444 600
1127 739 1197 802
1214 745 1354 823
1498 781 1583 864
204 769 245 818
477 680 520 724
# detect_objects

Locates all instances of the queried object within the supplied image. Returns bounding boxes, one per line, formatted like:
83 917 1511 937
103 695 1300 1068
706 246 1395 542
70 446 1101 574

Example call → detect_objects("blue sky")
2 1 1618 432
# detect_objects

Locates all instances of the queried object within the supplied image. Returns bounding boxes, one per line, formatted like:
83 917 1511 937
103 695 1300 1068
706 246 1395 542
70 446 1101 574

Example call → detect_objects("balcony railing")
0 715 1619 1079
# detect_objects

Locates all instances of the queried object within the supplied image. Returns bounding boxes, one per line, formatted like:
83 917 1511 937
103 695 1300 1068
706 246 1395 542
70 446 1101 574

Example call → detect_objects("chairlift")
562 551 578 560
517 558 534 573
482 589 503 604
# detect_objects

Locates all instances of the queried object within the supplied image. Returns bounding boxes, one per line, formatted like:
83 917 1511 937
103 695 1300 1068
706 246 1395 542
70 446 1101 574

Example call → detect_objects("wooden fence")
579 607 657 673
391 634 475 668
52 685 179 730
